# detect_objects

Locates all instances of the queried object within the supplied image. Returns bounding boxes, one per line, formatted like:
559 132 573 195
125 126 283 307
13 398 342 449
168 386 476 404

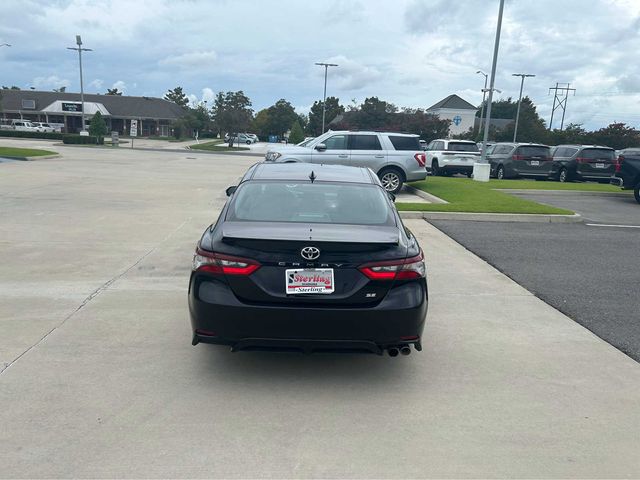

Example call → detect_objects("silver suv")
425 139 480 177
264 130 427 193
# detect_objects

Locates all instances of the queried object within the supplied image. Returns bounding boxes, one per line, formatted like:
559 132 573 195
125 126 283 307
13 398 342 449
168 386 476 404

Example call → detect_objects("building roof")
0 89 186 120
427 94 478 111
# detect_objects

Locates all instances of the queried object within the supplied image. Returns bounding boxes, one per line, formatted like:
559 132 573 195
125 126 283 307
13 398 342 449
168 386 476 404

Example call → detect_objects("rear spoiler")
222 222 399 244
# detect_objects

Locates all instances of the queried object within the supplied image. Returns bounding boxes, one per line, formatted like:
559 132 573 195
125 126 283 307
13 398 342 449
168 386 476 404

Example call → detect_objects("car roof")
556 144 613 149
325 130 418 137
245 162 378 185
438 139 476 143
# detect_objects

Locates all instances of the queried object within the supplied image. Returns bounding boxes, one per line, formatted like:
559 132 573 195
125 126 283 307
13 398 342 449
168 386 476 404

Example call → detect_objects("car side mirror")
387 192 396 202
225 186 237 197
314 143 327 152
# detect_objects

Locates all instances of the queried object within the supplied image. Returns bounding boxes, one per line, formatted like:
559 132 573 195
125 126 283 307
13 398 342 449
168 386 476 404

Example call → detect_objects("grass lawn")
400 177 574 214
0 146 57 158
190 140 249 152
488 178 624 192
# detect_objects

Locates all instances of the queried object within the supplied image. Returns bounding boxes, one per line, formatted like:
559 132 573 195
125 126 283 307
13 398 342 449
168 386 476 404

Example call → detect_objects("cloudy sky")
2 0 639 129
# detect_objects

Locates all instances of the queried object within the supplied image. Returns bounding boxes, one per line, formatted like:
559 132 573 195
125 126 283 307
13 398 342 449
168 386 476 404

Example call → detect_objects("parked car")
31 122 56 133
229 133 254 145
487 143 553 179
425 139 481 177
419 139 427 150
551 145 616 183
247 133 259 143
611 148 640 203
264 130 427 193
10 120 38 132
189 162 428 356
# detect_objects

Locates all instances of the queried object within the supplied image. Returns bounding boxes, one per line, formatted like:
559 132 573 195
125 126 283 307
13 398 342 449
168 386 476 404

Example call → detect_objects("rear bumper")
610 176 624 188
189 276 428 353
405 169 428 182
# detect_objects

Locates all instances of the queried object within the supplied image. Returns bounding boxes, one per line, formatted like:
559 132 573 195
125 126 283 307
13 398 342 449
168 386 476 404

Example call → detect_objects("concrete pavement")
1 144 640 478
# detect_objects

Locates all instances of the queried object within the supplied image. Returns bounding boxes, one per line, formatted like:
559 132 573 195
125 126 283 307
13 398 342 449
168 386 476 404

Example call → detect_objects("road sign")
130 120 138 137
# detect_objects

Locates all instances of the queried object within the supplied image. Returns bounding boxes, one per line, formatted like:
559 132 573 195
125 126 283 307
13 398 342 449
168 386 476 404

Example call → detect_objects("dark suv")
611 148 640 204
550 145 616 183
487 143 553 179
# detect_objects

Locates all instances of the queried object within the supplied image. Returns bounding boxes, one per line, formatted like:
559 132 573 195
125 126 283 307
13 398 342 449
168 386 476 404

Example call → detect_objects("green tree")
251 109 271 139
88 111 107 139
211 90 253 135
164 86 189 108
307 97 344 135
288 120 304 144
106 88 122 95
477 96 547 143
2 86 20 90
265 99 298 137
590 122 640 149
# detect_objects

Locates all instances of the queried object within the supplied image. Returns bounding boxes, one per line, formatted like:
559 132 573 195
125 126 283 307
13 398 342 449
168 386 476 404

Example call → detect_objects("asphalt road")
431 210 640 361
512 190 640 225
2 142 640 477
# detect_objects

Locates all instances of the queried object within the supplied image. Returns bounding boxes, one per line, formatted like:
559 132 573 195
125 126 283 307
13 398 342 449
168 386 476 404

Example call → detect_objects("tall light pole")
476 70 488 137
479 0 505 166
67 35 92 132
315 62 338 134
512 73 535 142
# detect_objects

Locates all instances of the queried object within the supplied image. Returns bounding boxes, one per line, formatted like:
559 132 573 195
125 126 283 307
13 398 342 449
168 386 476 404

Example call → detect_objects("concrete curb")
25 154 61 161
497 189 631 197
403 184 448 204
399 210 583 223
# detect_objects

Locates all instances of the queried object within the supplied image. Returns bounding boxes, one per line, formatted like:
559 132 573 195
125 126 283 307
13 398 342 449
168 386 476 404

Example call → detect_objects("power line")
548 82 576 130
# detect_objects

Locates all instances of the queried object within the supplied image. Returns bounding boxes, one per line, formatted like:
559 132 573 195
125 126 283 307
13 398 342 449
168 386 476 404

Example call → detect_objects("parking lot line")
586 223 640 228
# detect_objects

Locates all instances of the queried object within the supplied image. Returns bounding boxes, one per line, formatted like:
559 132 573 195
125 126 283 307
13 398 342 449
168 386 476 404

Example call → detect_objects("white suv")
425 139 481 177
264 130 427 193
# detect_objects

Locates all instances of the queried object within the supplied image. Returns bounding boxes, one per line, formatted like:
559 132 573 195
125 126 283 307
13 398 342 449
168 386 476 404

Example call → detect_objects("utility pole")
512 73 535 142
67 35 92 133
476 70 488 137
479 0 505 166
315 62 338 134
548 82 576 130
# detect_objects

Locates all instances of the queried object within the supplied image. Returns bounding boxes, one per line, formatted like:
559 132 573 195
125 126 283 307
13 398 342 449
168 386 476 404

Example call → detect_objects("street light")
478 0 506 168
512 73 535 142
67 35 92 133
315 62 338 134
476 70 488 136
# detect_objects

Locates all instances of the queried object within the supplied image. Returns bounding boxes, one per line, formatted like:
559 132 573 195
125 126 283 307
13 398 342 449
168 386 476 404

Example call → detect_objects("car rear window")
517 146 550 157
447 142 479 152
388 136 420 151
581 148 615 160
228 182 395 225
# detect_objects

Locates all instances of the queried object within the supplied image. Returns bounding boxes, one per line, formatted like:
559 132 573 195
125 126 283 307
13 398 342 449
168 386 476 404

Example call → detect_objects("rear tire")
634 183 640 204
378 168 404 194
558 168 569 182
497 165 505 180
431 160 441 176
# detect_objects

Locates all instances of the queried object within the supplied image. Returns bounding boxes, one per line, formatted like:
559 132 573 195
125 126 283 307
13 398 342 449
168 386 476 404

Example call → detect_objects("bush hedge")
62 135 104 145
0 130 64 140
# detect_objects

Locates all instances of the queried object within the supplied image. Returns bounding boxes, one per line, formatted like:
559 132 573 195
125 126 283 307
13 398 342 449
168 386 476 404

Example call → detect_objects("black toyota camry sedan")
188 163 428 356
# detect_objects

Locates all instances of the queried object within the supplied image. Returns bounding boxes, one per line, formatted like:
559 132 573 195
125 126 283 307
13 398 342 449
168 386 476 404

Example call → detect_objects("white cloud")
159 51 217 68
31 75 70 90
112 80 126 92
320 55 382 91
89 79 103 90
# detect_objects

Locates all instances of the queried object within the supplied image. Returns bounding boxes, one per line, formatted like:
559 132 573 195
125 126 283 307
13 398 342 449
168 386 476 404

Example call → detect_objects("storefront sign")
62 102 82 112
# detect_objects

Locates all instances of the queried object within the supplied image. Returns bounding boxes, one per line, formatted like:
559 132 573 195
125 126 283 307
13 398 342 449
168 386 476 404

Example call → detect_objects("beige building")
426 94 478 136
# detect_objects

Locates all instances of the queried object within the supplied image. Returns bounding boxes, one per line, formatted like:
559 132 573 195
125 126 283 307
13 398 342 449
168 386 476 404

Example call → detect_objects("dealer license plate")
530 160 540 166
595 163 606 168
286 268 334 294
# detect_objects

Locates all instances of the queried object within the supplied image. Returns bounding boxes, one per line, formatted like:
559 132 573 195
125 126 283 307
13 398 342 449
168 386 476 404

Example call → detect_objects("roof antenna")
309 170 316 183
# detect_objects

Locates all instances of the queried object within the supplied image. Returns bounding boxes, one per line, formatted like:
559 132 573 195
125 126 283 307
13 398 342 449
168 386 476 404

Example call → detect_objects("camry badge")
300 246 320 260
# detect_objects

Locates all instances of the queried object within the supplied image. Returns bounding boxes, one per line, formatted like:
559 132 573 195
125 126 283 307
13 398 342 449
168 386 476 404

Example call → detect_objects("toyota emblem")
300 246 320 260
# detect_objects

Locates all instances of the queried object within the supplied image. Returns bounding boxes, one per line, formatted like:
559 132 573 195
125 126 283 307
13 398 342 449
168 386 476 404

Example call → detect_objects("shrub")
0 130 64 140
62 134 104 145
288 120 304 144
88 111 108 138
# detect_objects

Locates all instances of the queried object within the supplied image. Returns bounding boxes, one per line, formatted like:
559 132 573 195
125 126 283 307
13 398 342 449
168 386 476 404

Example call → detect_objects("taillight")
615 155 624 172
414 153 426 167
192 246 260 275
575 157 588 163
358 252 426 281
512 154 524 161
